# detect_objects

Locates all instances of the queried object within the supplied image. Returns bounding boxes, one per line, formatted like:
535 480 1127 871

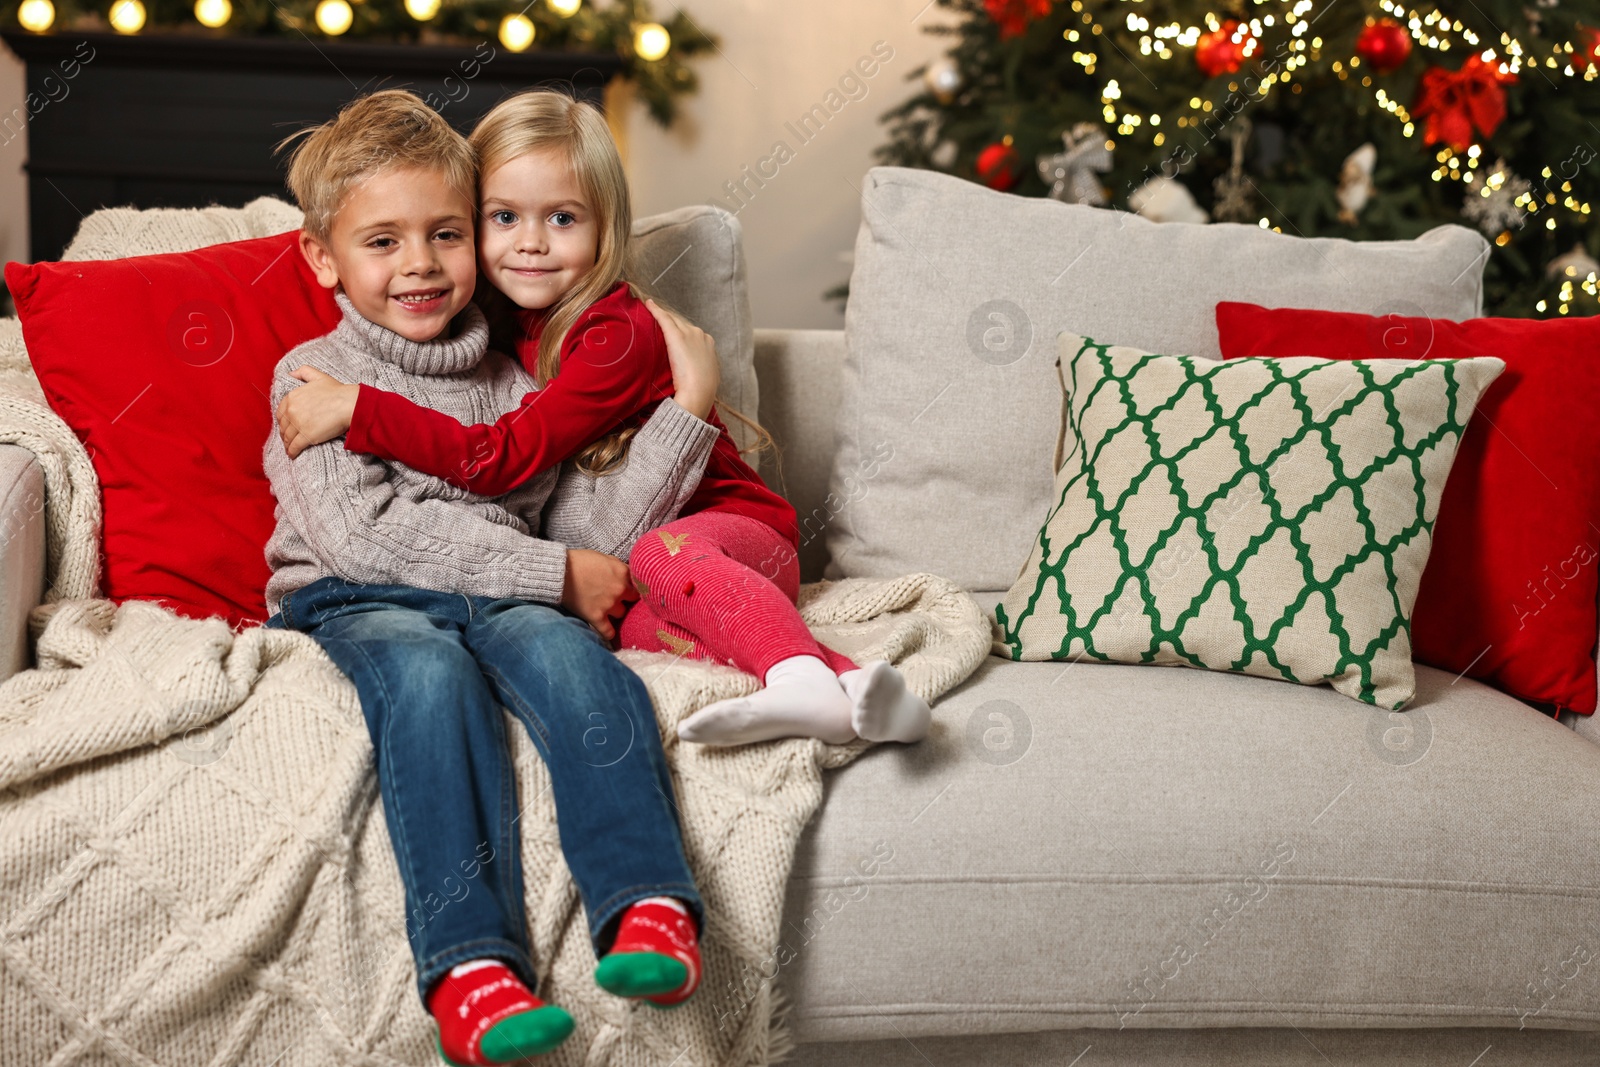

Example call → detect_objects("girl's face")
477 147 600 311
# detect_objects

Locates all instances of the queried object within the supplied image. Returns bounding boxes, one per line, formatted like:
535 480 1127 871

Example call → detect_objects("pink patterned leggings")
620 510 858 680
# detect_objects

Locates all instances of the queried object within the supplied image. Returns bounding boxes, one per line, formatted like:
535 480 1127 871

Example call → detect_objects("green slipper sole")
594 952 689 998
481 1005 575 1062
435 1004 575 1065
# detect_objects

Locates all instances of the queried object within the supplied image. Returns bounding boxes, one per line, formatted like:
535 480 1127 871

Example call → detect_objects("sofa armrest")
753 328 845 585
0 443 46 683
1561 708 1600 748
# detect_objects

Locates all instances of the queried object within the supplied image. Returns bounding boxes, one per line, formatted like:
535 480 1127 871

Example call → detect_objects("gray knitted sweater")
263 292 718 615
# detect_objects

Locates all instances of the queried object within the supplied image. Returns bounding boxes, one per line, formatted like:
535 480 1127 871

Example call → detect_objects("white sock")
634 896 688 914
840 661 931 743
447 959 500 979
678 654 857 746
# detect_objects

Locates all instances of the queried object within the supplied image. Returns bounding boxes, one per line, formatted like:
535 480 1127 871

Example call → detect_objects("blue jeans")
267 576 703 1004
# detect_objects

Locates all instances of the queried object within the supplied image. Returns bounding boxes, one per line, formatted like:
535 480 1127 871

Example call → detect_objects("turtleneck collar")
333 290 488 376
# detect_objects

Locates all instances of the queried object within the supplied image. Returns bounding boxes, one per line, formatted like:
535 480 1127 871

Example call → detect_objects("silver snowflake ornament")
1461 159 1531 237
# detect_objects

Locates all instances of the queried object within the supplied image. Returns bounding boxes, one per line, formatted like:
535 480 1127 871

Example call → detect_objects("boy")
262 90 712 1067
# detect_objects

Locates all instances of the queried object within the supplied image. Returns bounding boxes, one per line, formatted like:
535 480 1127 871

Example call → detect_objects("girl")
276 89 931 748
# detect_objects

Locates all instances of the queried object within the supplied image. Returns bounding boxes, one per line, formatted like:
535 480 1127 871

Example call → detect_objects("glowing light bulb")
634 22 670 61
194 0 231 27
547 0 581 15
315 0 352 34
500 13 535 51
109 0 146 32
405 0 440 18
16 0 54 31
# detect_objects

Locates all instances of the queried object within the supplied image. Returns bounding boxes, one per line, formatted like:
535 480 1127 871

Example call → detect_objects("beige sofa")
750 327 1600 1067
3 167 1599 1064
2 323 1597 1065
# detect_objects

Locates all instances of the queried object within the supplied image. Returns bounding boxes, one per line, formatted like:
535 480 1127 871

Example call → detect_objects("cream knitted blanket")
0 578 986 1067
0 202 992 1067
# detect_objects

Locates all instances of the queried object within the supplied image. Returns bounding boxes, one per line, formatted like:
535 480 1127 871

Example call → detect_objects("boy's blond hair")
280 89 476 241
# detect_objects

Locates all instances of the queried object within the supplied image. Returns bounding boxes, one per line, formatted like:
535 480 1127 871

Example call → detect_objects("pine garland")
2 0 718 126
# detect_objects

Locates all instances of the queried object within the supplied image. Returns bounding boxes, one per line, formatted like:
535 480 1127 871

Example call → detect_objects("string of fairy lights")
1042 0 1598 311
11 0 674 56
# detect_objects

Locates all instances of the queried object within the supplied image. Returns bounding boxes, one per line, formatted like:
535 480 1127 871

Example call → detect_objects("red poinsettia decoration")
985 0 1053 39
1412 53 1518 151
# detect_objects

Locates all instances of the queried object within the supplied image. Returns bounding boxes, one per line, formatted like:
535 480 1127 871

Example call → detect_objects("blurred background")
0 1 954 329
2 0 1595 322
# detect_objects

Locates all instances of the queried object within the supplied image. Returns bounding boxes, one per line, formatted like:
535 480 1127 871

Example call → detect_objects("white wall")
616 1 954 328
0 3 955 326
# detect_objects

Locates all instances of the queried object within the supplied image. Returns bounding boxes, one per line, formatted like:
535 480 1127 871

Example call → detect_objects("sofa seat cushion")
778 596 1600 1043
785 1028 1600 1067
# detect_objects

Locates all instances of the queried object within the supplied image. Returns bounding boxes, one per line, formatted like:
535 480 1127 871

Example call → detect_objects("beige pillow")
826 165 1491 591
994 334 1505 708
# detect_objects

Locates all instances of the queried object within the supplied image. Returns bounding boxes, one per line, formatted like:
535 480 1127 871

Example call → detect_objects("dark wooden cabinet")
1 31 623 261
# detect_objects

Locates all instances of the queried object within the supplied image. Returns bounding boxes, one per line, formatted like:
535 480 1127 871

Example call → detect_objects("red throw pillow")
6 231 340 627
1216 301 1600 714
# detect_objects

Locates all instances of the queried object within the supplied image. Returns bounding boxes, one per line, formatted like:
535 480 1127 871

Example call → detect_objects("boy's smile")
298 165 478 343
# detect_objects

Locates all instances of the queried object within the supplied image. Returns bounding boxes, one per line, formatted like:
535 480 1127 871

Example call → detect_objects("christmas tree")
876 0 1600 316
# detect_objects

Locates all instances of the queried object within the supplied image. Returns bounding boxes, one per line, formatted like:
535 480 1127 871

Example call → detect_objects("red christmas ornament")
1194 20 1253 78
983 0 1053 40
1412 53 1518 152
1356 18 1413 73
1571 26 1600 70
976 140 1021 190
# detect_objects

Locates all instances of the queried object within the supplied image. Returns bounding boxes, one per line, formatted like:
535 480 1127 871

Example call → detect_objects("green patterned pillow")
994 335 1505 708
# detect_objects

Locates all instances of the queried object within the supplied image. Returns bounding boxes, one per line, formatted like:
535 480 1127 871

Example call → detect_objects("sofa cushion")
778 601 1600 1042
1216 301 1600 716
754 328 850 585
7 231 343 626
993 335 1504 708
627 205 759 453
826 165 1490 591
785 1029 1600 1066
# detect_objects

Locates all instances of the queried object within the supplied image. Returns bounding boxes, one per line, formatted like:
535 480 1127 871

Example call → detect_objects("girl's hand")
645 297 720 421
278 366 360 459
562 548 640 644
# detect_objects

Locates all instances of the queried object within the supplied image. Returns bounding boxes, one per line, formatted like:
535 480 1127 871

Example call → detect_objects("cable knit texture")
0 199 993 1067
263 292 718 615
0 318 99 622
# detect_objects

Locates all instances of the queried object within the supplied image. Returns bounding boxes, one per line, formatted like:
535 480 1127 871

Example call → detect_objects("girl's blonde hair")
470 89 771 476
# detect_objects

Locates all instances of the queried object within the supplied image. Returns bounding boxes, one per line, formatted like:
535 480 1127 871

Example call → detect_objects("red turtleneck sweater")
343 281 798 547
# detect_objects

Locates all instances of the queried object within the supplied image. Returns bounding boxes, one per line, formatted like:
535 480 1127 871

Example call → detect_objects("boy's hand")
645 297 720 421
563 548 640 644
278 366 360 458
